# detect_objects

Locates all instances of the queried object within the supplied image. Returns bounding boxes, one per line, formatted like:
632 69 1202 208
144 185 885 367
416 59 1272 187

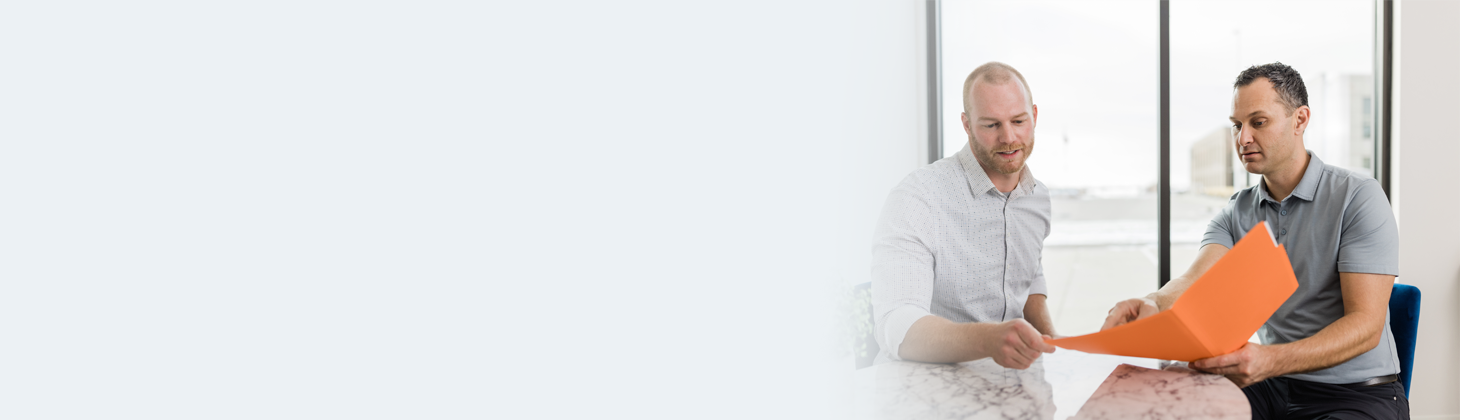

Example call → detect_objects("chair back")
1388 283 1421 398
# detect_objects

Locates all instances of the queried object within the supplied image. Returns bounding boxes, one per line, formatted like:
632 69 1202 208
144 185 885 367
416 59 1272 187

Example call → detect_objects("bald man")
871 61 1056 368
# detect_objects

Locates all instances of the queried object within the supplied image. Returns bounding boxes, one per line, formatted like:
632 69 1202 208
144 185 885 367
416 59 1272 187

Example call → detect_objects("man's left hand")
1190 342 1279 388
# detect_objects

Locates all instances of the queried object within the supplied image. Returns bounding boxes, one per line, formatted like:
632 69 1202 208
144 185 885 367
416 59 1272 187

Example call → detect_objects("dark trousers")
1243 377 1409 420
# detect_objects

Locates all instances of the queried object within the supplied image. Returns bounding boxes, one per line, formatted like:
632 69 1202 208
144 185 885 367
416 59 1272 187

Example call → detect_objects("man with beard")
1102 63 1406 419
870 61 1057 368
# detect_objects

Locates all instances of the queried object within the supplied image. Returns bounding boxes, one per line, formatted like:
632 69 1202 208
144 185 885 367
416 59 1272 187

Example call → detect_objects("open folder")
1045 221 1299 362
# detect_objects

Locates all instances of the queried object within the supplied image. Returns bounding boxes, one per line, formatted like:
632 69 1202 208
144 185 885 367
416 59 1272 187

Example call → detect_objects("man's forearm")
1151 288 1181 311
1023 294 1056 336
1151 273 1198 311
1264 313 1385 376
1154 244 1231 311
898 316 995 363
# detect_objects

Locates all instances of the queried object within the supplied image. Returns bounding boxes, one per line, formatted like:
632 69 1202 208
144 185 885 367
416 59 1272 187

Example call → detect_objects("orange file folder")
1046 222 1298 362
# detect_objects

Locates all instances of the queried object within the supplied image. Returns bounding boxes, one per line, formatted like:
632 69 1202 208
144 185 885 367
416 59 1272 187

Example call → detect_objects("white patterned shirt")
871 144 1051 362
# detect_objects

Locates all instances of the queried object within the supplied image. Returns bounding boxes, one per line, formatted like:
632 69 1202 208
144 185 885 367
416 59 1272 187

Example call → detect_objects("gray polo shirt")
1201 151 1399 384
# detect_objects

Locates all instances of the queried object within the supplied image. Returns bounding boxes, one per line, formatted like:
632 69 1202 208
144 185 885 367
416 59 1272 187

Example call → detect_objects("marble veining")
872 358 1054 420
1069 364 1249 420
854 350 1248 420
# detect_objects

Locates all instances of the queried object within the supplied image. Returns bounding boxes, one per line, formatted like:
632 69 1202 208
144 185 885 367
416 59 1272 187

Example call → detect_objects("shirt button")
1281 210 1287 216
1281 228 1287 235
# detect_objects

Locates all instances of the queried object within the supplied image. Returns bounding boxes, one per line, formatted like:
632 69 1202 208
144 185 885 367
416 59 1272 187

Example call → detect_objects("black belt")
1347 374 1400 387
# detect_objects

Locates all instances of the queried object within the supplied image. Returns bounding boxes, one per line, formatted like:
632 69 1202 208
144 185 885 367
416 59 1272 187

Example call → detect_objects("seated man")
1103 63 1407 419
871 61 1057 368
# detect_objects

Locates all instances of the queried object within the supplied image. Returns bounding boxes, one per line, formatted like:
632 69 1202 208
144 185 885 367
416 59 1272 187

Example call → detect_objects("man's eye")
1232 123 1241 130
1253 121 1264 127
1012 120 1025 125
984 123 998 129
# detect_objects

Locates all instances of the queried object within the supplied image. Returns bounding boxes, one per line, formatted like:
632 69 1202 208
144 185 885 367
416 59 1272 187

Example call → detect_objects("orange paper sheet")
1046 221 1299 362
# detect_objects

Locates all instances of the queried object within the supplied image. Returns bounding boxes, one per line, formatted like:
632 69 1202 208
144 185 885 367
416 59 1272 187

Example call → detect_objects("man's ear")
1293 105 1310 136
1030 104 1038 127
961 112 973 137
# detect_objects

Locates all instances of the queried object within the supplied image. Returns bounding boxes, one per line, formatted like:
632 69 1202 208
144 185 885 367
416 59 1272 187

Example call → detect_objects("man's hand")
1191 342 1278 388
1100 297 1158 331
980 318 1057 369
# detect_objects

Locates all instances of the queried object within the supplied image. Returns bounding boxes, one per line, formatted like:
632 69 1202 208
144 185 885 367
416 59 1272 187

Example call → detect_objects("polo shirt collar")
956 144 1036 197
1257 150 1323 203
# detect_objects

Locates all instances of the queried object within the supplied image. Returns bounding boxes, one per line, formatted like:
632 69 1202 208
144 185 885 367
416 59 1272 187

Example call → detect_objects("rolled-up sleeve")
870 179 935 361
1028 201 1051 296
1028 261 1047 296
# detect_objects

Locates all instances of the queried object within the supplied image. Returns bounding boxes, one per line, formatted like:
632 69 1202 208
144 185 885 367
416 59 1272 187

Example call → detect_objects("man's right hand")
981 318 1056 369
1100 297 1159 331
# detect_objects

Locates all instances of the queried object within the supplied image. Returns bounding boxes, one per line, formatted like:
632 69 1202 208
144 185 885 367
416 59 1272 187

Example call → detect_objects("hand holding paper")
1046 222 1298 362
1101 296 1158 331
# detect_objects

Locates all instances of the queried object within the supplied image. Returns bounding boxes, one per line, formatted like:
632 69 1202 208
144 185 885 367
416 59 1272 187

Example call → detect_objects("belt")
1348 374 1400 387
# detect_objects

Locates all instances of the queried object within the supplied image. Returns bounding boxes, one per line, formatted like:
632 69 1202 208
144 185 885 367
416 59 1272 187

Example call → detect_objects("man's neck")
1262 153 1310 202
984 166 1021 194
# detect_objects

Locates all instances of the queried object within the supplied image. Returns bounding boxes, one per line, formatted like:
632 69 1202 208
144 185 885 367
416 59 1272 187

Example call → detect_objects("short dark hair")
1234 62 1308 115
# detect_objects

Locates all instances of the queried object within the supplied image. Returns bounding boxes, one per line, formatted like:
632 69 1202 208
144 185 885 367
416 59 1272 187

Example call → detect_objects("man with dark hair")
1103 62 1407 419
871 61 1057 368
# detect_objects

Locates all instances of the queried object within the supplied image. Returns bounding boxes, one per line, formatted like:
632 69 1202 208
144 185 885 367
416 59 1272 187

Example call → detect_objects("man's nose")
1235 127 1254 148
998 125 1017 143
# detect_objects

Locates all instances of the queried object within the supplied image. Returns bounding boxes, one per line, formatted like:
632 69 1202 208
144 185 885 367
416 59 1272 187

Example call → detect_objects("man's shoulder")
1228 183 1261 203
1316 164 1384 200
1312 166 1394 233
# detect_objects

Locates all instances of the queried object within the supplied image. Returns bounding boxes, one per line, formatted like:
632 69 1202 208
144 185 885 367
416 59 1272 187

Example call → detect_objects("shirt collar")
955 144 1037 197
1257 150 1323 203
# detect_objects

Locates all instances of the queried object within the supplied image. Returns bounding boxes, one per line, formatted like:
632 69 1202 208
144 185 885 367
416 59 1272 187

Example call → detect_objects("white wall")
823 0 929 413
833 5 929 290
3 1 930 419
1394 0 1460 417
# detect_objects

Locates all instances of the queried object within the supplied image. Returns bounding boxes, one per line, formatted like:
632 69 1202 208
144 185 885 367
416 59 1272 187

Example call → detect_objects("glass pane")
1171 0 1375 279
941 0 1158 336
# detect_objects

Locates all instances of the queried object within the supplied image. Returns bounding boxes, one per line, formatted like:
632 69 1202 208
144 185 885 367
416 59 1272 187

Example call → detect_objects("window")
934 0 1386 335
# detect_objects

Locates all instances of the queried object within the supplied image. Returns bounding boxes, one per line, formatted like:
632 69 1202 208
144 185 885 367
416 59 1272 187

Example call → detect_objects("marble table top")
852 350 1249 420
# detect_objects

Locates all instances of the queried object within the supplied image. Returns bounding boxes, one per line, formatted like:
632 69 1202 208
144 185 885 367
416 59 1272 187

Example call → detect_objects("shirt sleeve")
870 178 936 362
1028 255 1047 296
1337 180 1399 276
1201 194 1240 249
1028 210 1049 296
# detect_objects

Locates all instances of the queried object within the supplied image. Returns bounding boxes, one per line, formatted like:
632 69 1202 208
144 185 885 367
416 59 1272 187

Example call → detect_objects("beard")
970 134 1034 175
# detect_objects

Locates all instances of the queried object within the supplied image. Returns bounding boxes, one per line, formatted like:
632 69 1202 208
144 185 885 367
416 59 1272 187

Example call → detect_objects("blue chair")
1388 283 1421 398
